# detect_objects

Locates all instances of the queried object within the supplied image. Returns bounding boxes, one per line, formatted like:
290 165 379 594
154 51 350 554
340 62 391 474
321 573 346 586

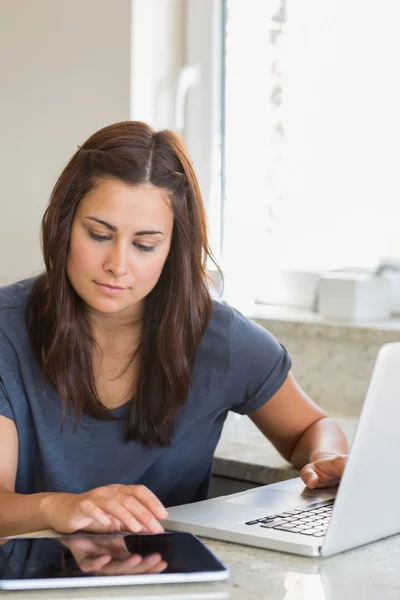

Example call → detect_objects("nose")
103 242 128 278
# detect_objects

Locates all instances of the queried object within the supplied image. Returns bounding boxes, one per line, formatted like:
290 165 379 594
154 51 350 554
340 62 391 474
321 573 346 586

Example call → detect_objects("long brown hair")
26 121 220 446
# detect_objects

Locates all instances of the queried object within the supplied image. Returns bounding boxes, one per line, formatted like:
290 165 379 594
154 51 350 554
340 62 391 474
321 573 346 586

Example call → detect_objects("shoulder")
206 299 273 346
193 301 234 374
205 300 236 338
199 300 249 354
0 277 41 416
202 300 292 414
0 276 38 315
0 277 39 350
199 299 283 366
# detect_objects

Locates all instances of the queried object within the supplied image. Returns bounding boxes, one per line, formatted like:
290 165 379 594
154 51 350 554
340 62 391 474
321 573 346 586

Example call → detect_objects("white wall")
0 0 131 285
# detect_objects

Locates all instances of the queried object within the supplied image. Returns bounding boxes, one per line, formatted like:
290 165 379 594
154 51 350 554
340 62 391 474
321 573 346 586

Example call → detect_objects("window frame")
182 0 225 259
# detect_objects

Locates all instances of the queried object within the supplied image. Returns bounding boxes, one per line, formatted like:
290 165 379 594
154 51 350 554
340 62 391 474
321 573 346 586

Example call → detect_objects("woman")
0 121 348 538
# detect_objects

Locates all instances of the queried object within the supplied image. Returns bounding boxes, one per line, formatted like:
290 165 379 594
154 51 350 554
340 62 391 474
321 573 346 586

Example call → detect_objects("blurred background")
2 0 400 320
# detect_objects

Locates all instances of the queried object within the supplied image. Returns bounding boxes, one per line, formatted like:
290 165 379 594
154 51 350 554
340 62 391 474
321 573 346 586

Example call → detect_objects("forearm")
290 416 348 470
0 490 63 537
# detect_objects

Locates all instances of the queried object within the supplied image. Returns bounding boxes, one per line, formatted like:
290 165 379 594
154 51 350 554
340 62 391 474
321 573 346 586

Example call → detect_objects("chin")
85 297 127 314
102 303 130 315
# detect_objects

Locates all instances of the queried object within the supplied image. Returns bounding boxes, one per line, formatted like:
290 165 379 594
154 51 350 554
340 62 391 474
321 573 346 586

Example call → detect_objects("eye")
89 232 111 242
133 243 155 253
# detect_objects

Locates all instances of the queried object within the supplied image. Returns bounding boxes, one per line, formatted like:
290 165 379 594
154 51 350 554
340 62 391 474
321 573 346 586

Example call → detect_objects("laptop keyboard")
245 499 334 538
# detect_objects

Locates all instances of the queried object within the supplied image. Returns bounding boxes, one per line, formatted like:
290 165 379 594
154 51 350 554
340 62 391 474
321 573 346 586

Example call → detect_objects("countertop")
2 528 400 600
247 303 400 343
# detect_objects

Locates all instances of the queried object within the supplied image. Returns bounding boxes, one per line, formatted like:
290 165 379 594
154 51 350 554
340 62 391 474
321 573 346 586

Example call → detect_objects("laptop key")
296 519 310 525
245 520 260 525
274 524 299 532
259 518 276 524
260 519 289 529
300 528 321 535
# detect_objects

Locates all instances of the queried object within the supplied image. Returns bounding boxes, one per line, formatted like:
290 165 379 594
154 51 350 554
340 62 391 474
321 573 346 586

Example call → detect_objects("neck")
87 305 144 350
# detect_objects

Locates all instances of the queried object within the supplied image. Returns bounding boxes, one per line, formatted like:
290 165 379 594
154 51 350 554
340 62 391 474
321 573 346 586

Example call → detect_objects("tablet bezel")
0 532 230 590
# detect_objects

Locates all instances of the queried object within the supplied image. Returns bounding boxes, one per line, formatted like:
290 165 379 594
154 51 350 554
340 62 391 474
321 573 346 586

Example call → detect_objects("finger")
98 554 144 575
127 553 164 574
95 536 130 554
312 455 347 478
76 499 113 528
120 495 165 533
322 455 348 478
79 554 112 572
96 541 131 561
147 560 168 574
101 498 144 533
311 456 348 488
300 465 319 489
120 485 168 519
108 517 123 532
139 552 162 564
311 475 341 488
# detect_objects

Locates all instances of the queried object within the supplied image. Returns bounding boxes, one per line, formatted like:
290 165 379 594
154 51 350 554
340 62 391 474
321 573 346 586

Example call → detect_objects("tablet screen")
0 532 229 589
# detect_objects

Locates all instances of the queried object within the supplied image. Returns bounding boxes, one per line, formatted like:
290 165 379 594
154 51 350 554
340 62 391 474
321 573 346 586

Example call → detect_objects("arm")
0 416 168 537
249 371 348 487
0 415 56 536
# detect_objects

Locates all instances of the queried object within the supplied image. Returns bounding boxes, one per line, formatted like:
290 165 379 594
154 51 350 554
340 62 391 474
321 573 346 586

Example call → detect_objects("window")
184 0 400 307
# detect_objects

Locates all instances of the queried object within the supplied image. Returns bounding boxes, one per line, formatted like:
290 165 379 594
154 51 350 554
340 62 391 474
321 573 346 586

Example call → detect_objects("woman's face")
66 179 174 321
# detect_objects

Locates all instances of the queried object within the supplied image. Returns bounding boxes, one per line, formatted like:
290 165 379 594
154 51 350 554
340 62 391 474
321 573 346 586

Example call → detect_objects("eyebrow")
85 217 165 236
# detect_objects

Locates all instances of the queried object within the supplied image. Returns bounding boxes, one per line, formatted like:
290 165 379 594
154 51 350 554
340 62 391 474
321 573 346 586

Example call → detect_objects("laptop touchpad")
225 489 319 510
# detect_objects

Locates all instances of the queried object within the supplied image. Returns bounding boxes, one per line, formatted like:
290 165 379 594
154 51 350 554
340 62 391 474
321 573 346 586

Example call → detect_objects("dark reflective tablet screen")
0 533 226 580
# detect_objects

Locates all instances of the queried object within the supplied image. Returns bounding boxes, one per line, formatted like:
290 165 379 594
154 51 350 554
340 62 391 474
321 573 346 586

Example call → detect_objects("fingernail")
156 507 168 519
130 519 141 532
101 515 111 525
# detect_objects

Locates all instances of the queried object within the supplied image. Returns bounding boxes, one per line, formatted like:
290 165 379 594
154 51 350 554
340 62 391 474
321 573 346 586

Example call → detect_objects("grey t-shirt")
0 277 291 506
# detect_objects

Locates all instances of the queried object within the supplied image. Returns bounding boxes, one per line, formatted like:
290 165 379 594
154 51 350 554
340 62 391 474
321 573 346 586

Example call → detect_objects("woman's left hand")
300 453 348 489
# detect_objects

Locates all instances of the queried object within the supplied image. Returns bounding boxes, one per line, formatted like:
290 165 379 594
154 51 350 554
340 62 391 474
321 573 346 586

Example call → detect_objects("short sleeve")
228 307 292 415
0 377 15 421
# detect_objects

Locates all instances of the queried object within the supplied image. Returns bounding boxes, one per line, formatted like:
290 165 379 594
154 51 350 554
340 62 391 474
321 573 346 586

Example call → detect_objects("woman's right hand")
39 484 168 535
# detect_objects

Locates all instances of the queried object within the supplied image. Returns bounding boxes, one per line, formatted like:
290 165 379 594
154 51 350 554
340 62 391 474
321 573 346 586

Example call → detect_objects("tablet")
0 532 229 590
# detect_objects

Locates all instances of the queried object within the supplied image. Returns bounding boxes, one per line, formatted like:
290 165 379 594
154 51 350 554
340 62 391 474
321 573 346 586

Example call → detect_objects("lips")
95 282 125 290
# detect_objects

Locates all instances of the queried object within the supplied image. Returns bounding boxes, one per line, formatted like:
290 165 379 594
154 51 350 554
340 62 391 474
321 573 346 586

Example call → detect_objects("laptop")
162 342 400 557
